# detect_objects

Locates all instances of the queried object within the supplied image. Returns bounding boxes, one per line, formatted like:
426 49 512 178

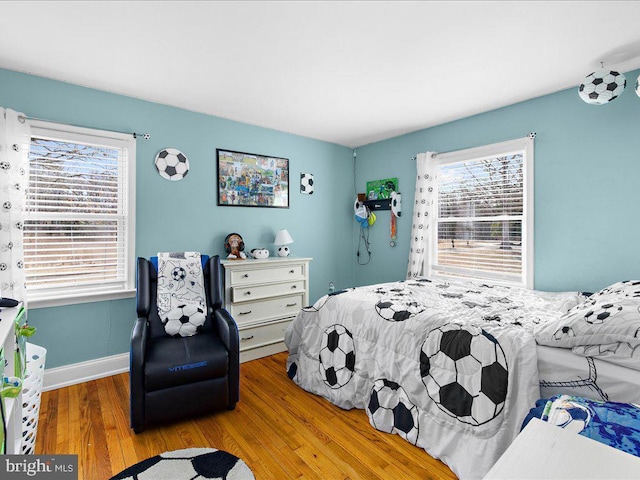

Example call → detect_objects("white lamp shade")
274 229 294 245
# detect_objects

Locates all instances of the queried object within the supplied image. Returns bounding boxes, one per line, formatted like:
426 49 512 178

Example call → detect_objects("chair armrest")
136 258 151 317
214 308 240 404
213 308 237 350
130 316 149 431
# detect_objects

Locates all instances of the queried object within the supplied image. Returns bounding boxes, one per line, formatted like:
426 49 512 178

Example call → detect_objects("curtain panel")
406 151 436 279
0 108 30 303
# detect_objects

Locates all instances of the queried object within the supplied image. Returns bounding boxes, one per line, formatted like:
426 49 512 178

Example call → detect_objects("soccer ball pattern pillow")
163 304 206 337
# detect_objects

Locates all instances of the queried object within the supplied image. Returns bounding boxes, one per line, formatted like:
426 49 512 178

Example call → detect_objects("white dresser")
222 257 312 362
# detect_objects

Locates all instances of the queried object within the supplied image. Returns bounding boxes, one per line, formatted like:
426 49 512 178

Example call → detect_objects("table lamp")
274 229 294 257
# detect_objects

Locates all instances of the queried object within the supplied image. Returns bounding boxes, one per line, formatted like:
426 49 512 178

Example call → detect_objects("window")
426 137 534 288
24 121 136 307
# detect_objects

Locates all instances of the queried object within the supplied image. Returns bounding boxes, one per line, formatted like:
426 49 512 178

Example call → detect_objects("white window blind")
24 121 136 306
428 137 533 287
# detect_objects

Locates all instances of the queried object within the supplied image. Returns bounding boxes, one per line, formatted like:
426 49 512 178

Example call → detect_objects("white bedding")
285 278 581 479
535 280 640 371
537 344 640 404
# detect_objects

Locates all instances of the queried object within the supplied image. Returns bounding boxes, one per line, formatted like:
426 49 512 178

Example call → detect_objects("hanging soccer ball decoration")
578 69 626 105
155 148 189 181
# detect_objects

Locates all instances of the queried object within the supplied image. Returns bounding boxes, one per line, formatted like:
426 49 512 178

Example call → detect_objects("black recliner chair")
130 254 239 433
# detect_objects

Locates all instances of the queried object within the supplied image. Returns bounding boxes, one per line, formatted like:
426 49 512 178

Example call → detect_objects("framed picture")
366 177 398 200
217 149 289 208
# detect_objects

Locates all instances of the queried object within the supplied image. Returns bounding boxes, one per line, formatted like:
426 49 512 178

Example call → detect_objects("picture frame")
216 149 289 208
366 177 398 200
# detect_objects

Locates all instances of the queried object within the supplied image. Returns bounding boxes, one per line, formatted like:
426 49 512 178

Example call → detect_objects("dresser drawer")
232 280 305 303
230 294 303 325
238 319 293 351
230 264 304 285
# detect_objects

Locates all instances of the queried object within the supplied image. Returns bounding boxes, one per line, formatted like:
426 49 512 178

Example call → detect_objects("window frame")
425 137 534 289
25 120 136 308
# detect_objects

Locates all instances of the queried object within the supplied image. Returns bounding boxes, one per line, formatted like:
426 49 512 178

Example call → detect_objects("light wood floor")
35 352 456 480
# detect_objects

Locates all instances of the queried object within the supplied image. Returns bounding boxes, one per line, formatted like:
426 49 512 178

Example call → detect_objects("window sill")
27 288 136 309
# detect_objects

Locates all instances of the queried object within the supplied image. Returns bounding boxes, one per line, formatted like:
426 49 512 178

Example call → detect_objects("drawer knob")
239 311 252 315
286 303 298 307
289 269 295 274
242 273 249 278
291 285 297 289
241 335 255 341
245 291 251 296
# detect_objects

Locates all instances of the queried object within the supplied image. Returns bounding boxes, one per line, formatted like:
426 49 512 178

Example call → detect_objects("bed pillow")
534 281 640 368
589 280 640 301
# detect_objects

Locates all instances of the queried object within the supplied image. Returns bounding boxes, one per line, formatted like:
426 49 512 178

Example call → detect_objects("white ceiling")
2 1 640 147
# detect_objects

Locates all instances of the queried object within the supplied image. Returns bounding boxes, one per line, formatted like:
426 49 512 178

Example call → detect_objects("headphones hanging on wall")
224 233 245 254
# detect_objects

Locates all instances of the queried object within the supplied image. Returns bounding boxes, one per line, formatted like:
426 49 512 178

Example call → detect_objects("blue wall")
0 68 354 368
4 66 640 368
354 68 640 293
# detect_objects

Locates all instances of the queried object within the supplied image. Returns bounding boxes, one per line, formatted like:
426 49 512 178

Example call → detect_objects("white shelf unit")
0 303 24 454
222 257 311 362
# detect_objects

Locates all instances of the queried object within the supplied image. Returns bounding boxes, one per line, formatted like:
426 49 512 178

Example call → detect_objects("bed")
285 278 640 479
284 278 583 479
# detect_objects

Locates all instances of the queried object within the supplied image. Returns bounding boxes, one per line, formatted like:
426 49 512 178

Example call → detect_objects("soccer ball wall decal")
155 148 190 181
300 172 314 194
420 323 508 426
163 304 206 337
578 69 626 105
319 324 356 388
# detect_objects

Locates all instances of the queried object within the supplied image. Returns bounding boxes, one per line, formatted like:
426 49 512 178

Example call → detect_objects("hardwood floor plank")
39 387 59 454
83 381 112 480
36 352 456 479
96 376 126 475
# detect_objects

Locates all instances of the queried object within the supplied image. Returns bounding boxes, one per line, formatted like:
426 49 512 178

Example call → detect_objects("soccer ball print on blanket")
375 298 426 322
420 323 508 426
367 378 420 445
156 252 207 337
319 324 356 388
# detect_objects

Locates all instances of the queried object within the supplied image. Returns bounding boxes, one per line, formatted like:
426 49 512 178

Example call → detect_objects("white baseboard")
42 346 282 391
43 352 130 392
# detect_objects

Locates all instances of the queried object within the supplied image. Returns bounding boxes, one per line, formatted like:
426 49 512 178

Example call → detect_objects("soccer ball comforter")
285 278 581 479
